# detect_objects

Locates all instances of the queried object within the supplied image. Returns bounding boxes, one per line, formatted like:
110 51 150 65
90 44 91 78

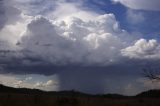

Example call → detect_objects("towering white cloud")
19 13 132 65
121 39 160 59
112 0 160 11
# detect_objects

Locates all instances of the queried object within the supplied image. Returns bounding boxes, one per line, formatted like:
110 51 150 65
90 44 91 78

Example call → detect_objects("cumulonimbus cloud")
19 14 131 66
0 0 159 75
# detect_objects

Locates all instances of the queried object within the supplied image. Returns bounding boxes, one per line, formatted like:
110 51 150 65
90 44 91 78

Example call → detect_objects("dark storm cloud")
57 59 160 94
0 0 21 30
57 64 143 94
0 0 6 30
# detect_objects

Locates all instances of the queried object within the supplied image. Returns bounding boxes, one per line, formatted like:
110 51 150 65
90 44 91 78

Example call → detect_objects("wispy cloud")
112 0 160 11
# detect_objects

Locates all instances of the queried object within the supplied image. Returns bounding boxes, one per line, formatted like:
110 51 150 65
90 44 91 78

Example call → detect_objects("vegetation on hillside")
0 84 160 106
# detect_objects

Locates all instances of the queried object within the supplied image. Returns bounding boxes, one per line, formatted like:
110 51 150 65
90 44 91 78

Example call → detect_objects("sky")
0 0 160 95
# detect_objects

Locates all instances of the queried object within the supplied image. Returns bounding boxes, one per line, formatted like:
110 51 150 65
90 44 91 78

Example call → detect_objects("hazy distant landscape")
0 84 160 106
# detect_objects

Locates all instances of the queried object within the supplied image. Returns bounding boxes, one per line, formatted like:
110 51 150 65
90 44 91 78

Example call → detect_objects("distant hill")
0 84 160 106
0 84 90 96
136 89 160 98
0 84 46 94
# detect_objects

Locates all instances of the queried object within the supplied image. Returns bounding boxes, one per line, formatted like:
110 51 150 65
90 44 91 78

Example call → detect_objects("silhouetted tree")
143 67 160 81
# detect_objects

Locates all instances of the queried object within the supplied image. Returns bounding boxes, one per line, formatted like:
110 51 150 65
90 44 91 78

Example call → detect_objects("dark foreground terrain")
0 84 160 106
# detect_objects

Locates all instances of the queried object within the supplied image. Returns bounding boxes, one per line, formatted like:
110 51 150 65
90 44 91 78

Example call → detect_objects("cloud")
138 78 160 90
126 10 145 24
0 0 157 76
14 76 32 87
0 74 33 88
34 80 59 90
0 0 33 48
47 1 99 22
0 0 159 77
14 80 23 87
112 0 160 11
17 13 132 66
0 74 59 91
0 0 25 30
121 39 160 59
0 0 6 30
0 14 32 46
